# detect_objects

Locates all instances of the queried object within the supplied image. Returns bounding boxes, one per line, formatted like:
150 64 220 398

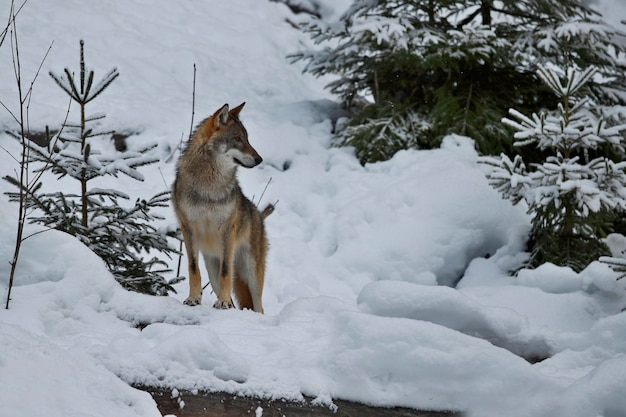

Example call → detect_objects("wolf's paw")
183 295 202 306
213 299 234 309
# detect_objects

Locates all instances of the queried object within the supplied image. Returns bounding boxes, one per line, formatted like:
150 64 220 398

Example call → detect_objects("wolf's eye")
234 136 243 143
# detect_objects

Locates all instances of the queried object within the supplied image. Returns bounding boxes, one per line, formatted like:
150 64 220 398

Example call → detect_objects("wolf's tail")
260 202 276 220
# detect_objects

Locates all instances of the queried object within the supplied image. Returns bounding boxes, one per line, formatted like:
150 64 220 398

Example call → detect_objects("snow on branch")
536 66 596 98
482 63 626 270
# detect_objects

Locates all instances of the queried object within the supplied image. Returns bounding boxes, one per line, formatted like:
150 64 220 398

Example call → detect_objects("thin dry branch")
3 0 54 309
175 63 197 278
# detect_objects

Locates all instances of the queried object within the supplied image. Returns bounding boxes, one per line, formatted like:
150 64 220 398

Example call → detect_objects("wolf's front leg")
214 234 235 309
213 298 234 309
185 291 202 306
181 227 202 306
213 270 234 308
184 262 203 306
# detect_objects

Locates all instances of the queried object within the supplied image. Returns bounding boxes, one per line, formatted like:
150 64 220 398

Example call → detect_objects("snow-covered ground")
1 1 626 416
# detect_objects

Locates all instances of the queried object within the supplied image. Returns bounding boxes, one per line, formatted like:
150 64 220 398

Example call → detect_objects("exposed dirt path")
145 388 461 417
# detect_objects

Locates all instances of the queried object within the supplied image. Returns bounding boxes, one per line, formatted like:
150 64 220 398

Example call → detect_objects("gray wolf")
172 102 269 313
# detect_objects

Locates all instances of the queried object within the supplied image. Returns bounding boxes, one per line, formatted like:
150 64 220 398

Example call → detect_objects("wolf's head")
196 102 262 169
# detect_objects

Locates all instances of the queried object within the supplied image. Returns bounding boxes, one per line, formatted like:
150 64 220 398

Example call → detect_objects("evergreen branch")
84 113 106 122
490 6 551 25
85 67 120 104
79 39 86 94
6 36 175 296
21 225 55 242
147 190 173 207
87 188 130 200
599 256 626 280
48 69 77 102
63 67 83 102
455 6 481 29
83 70 95 101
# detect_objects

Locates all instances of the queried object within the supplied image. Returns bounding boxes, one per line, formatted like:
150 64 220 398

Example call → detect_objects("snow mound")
358 280 552 360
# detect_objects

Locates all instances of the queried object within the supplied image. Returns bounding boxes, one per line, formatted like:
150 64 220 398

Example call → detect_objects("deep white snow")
1 1 626 417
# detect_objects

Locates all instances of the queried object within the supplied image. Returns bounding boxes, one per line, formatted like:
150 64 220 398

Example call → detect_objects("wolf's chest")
182 199 235 249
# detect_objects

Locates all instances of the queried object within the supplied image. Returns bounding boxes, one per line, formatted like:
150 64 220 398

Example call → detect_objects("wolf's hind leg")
233 276 253 310
234 247 264 313
203 255 221 299
249 266 264 314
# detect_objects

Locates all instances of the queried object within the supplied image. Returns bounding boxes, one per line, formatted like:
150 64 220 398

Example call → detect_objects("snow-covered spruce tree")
481 65 626 272
4 40 181 295
291 0 626 164
338 104 433 163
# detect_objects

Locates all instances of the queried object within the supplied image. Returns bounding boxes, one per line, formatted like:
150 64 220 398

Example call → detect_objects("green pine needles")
481 65 626 272
336 104 434 164
292 0 626 164
4 40 181 295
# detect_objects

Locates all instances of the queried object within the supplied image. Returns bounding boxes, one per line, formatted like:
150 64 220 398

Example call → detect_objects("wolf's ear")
214 104 230 128
229 102 245 118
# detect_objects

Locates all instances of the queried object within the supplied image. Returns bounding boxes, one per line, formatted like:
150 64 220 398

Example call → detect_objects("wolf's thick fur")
172 102 268 313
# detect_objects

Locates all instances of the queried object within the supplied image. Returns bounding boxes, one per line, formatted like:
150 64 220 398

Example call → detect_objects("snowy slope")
1 1 626 417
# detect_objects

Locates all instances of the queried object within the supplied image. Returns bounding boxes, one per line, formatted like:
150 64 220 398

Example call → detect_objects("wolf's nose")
255 156 263 165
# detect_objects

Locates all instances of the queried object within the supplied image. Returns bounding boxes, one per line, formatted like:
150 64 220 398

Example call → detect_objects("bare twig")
164 133 184 164
5 0 25 309
188 63 197 140
0 0 26 49
28 98 72 189
0 142 20 164
254 176 272 207
3 0 54 309
252 177 277 219
176 63 197 278
164 63 196 164
0 98 19 124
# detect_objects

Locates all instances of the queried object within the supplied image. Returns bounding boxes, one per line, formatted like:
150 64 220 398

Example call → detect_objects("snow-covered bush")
481 65 626 271
4 40 181 295
336 105 433 164
291 0 626 163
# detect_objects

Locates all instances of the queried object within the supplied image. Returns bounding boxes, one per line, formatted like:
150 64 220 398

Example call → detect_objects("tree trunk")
80 101 88 229
481 0 492 26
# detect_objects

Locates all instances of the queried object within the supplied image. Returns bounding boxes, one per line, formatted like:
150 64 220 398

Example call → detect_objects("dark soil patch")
143 388 462 417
